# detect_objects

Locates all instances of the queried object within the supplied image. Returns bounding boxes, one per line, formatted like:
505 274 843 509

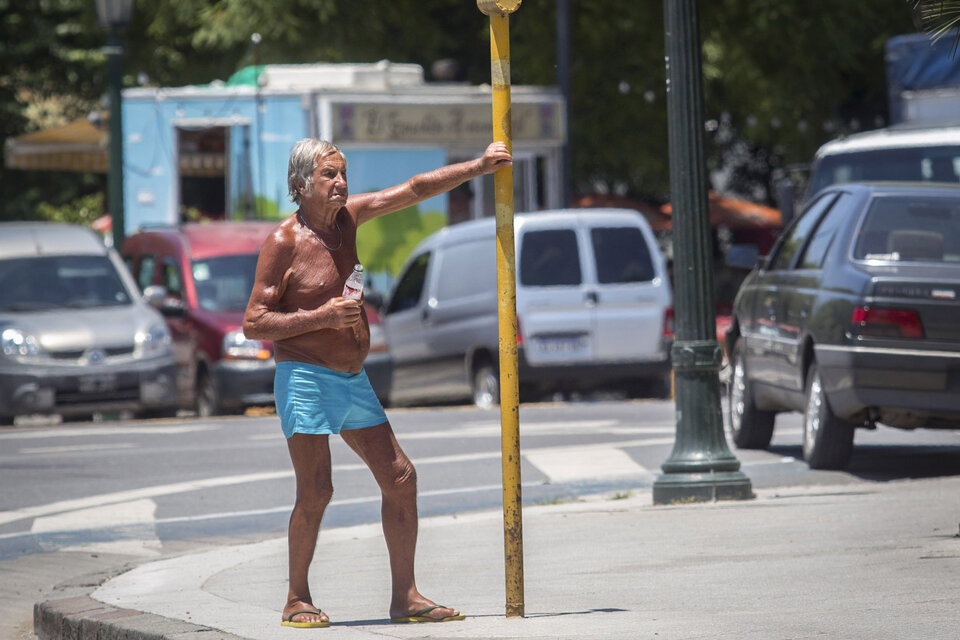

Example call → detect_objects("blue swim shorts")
274 361 387 439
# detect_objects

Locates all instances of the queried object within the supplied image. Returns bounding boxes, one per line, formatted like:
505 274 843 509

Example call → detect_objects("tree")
0 1 928 222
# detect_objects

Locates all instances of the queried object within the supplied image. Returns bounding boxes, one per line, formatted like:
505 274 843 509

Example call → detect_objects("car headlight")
223 330 271 360
0 328 43 360
135 323 172 357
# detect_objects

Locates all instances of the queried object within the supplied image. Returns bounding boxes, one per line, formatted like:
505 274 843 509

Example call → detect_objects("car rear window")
192 254 259 311
0 255 131 311
591 226 655 283
854 196 960 263
520 229 582 286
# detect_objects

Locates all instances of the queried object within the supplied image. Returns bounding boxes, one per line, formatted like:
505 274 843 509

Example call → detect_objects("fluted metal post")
653 0 753 504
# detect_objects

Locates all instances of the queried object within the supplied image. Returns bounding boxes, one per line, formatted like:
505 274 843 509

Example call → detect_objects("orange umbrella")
660 191 781 229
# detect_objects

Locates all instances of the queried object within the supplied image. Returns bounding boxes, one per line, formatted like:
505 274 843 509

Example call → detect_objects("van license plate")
534 336 589 356
78 373 117 393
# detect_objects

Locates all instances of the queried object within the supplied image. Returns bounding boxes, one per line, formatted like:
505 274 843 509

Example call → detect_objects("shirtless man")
243 139 512 628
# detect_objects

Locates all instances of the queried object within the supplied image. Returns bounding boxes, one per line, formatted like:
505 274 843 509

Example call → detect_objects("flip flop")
391 605 466 623
281 607 330 628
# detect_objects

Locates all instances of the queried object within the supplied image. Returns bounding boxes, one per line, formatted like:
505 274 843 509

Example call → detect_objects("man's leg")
283 433 333 625
342 422 461 621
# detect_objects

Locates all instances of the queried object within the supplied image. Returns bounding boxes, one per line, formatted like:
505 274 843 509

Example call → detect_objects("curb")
34 567 244 640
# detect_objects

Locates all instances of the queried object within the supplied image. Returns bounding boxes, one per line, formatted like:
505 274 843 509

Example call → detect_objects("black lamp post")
94 0 134 250
652 0 753 504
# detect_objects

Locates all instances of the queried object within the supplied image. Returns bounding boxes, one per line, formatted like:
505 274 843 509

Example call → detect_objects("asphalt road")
2 398 960 638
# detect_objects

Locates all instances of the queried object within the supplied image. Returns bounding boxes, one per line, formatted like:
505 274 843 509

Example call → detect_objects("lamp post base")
652 470 754 505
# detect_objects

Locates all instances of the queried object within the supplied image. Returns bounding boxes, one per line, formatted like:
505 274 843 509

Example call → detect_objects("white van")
805 123 960 201
382 208 673 407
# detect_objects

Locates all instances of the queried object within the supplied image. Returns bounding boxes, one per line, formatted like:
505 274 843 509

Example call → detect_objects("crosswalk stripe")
31 498 163 556
525 447 652 483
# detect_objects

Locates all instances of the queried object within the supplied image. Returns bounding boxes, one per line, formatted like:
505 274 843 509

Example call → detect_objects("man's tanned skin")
244 140 511 626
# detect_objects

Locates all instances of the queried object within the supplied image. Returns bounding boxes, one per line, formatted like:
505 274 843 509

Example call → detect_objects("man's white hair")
287 139 346 205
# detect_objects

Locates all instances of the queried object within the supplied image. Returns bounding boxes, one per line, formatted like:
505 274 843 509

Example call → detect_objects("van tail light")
851 306 924 339
516 317 524 346
663 307 675 339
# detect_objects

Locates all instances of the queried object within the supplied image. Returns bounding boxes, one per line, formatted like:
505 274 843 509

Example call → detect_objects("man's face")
303 151 348 207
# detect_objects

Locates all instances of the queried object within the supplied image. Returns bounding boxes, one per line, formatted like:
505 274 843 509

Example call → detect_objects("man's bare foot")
281 599 330 627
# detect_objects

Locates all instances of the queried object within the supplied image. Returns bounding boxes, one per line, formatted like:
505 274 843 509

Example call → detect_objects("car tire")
472 362 499 409
803 363 855 470
196 372 225 417
727 339 776 449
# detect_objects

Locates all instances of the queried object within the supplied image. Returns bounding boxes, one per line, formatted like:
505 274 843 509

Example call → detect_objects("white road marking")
0 424 217 440
399 420 676 439
20 443 136 455
525 447 652 483
0 436 675 528
31 498 162 556
0 470 294 527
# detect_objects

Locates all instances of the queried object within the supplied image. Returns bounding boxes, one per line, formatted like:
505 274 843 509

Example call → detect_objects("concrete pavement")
35 476 960 639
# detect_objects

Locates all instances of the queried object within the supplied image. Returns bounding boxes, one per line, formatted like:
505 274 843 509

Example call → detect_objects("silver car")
0 223 178 424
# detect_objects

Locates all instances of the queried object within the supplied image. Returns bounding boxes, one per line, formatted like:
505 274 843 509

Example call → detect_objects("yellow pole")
477 0 524 619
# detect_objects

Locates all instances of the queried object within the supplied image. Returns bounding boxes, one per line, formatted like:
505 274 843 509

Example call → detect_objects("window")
135 255 157 291
161 258 183 299
769 194 837 270
591 227 655 283
192 254 259 311
809 145 960 195
435 240 495 302
387 252 430 313
854 195 960 263
798 193 854 269
520 229 581 286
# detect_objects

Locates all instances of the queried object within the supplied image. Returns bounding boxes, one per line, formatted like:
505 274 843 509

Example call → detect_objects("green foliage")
356 206 446 276
0 0 931 222
35 191 104 226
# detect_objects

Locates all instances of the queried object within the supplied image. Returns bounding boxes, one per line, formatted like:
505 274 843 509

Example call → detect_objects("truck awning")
3 117 108 172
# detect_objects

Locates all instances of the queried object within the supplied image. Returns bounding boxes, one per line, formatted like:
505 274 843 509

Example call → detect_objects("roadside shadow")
334 608 629 627
768 443 960 482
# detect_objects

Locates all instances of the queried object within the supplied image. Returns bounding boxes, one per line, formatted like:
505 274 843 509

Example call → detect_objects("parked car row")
1 207 674 424
726 182 960 470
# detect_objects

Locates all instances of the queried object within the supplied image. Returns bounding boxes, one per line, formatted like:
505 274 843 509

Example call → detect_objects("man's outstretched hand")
479 141 513 174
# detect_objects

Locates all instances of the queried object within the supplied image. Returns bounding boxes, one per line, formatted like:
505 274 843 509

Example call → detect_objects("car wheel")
472 362 499 409
727 340 776 449
196 372 224 417
803 363 855 470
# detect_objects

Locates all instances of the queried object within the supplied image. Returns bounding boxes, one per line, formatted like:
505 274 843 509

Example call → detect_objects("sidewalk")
35 477 960 640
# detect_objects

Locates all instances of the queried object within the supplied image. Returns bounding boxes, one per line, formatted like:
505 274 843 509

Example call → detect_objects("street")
3 398 960 639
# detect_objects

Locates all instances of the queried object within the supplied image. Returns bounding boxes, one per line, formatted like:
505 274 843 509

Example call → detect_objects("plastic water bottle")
342 263 364 300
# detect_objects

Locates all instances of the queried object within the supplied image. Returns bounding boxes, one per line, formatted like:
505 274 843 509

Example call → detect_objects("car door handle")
585 291 598 305
421 308 430 323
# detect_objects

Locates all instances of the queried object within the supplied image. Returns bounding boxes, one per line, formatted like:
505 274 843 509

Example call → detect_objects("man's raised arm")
352 141 512 226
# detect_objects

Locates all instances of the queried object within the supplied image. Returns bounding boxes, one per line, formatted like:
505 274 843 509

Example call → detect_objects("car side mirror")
726 244 760 270
143 285 167 308
143 285 186 318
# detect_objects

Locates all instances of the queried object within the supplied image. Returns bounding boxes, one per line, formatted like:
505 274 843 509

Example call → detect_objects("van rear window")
520 229 581 286
591 227 655 283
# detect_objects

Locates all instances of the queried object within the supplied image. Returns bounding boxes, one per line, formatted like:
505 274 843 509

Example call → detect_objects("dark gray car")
726 182 960 469
0 223 178 424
